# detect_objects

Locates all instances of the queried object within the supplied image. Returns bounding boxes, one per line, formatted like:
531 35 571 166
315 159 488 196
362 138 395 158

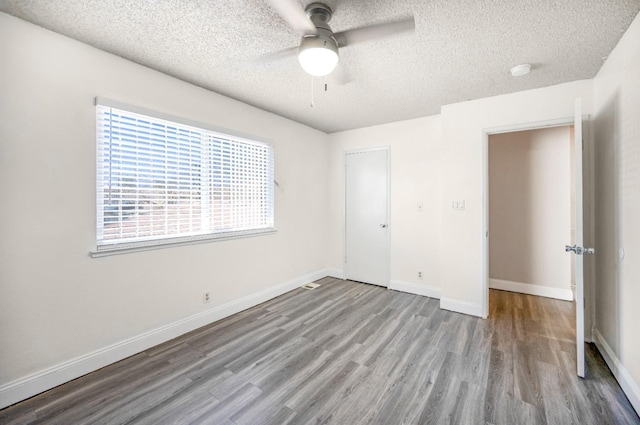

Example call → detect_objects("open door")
565 98 594 378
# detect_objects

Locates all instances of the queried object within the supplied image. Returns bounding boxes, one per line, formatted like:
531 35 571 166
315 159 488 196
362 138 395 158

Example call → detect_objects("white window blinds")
96 100 274 251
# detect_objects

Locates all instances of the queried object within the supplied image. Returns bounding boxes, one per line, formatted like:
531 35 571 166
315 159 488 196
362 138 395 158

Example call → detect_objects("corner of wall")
440 297 483 318
389 280 441 299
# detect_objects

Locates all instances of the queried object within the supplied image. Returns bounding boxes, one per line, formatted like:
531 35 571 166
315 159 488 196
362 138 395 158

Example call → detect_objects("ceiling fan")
261 0 415 79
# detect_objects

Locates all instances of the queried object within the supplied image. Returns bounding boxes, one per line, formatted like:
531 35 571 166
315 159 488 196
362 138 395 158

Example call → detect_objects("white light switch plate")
452 200 465 211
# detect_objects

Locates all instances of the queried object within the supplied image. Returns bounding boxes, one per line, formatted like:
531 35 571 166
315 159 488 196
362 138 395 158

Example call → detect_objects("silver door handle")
565 245 581 254
380 224 387 228
565 245 595 255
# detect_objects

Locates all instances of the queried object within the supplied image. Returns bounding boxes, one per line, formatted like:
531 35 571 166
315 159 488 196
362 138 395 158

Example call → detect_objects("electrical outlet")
203 292 211 304
418 271 423 280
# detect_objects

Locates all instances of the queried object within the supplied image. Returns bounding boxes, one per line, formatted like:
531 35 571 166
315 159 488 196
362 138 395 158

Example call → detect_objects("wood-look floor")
1 277 638 425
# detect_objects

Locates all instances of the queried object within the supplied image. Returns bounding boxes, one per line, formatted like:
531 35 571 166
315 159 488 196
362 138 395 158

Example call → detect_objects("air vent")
301 283 321 290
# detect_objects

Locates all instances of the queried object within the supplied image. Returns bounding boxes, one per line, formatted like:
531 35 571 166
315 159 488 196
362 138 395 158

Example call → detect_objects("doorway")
481 103 592 377
344 147 390 287
488 126 575 301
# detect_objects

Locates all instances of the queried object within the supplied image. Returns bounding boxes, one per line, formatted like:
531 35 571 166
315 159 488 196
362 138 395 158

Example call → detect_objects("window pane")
96 104 274 248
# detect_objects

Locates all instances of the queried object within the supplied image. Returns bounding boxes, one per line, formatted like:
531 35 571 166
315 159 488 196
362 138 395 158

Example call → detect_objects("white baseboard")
0 269 329 410
389 280 441 299
440 297 483 317
489 278 573 301
593 329 640 416
325 268 344 280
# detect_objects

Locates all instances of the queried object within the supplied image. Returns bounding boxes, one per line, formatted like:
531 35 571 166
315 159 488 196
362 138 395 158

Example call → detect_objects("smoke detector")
510 64 531 77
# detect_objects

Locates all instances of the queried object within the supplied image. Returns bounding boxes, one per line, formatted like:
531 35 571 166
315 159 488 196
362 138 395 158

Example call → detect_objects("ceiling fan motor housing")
301 2 338 54
305 2 333 27
299 33 338 56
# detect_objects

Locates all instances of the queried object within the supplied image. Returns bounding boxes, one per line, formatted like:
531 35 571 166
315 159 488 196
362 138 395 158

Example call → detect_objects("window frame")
91 97 275 258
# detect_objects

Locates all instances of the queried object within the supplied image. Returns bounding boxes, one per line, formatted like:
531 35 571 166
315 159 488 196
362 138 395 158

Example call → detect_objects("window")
95 98 274 254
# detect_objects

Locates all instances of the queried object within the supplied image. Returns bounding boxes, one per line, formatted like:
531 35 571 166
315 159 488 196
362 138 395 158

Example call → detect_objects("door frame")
343 146 391 287
481 116 593 330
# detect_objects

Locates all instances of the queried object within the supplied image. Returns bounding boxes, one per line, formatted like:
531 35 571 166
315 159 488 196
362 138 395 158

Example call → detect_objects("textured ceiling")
1 1 639 133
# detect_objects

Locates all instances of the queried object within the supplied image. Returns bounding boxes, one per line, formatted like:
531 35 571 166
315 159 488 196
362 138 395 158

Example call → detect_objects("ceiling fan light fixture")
298 35 339 77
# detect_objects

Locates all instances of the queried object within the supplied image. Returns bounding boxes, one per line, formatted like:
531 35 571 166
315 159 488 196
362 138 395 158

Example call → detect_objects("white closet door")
345 148 390 287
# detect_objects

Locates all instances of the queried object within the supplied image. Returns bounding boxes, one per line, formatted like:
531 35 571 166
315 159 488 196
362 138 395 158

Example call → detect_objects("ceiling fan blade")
334 16 415 47
253 46 299 65
265 0 317 35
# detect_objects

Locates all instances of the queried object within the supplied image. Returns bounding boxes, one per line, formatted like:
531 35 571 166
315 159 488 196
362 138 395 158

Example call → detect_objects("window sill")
90 228 277 258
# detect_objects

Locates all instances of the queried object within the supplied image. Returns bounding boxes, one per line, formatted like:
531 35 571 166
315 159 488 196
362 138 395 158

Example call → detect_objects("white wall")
438 80 593 315
0 13 330 407
327 116 443 297
327 83 592 317
489 127 572 299
592 10 640 413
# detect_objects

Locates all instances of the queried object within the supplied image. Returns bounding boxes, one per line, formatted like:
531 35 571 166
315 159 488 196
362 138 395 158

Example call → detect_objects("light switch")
452 200 465 211
417 202 424 212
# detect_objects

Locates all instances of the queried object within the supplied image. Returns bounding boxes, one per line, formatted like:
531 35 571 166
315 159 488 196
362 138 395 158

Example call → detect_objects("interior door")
345 148 389 287
567 98 592 378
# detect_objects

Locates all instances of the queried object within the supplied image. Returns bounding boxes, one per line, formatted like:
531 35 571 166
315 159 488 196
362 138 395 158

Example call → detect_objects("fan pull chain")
310 76 314 108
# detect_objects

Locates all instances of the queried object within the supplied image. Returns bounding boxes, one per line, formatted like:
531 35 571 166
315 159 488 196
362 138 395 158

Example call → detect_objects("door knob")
565 245 595 255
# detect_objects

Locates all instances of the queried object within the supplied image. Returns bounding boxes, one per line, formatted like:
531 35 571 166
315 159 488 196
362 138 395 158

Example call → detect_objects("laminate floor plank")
416 296 440 319
275 298 336 332
198 383 262 425
300 364 372 425
366 363 439 425
283 360 366 424
227 350 329 425
1 279 638 425
318 368 393 425
29 351 158 417
415 352 464 424
485 387 547 425
450 380 487 425
186 312 290 356
539 360 576 425
126 386 220 425
223 329 300 373
351 317 405 366
555 350 603 425
457 323 493 387
101 373 199 424
34 354 182 422
209 337 312 400
280 344 363 411
448 314 478 356
0 404 36 425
